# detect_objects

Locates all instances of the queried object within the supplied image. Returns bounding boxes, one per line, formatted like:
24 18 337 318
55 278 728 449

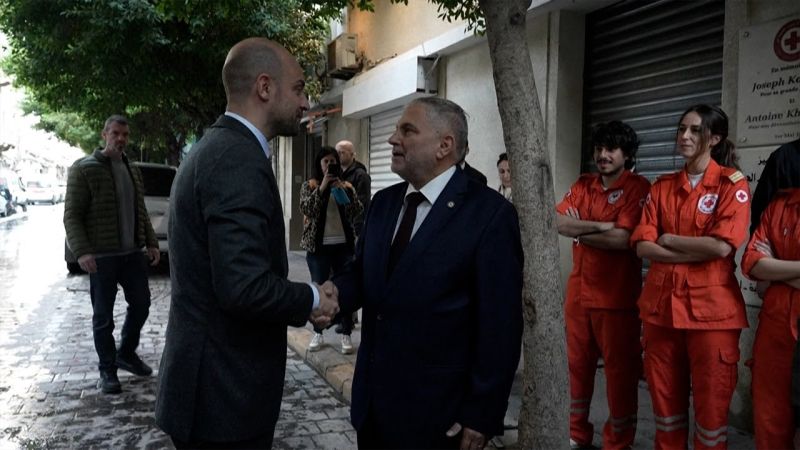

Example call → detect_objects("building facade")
274 0 800 429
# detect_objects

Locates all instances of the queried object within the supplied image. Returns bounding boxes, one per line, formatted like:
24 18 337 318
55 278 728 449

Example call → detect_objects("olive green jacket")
63 149 157 258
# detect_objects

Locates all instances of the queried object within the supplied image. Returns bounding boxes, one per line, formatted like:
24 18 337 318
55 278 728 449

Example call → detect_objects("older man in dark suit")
155 38 339 449
334 97 524 449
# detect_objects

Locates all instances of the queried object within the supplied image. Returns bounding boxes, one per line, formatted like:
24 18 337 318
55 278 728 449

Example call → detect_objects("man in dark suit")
155 38 339 449
335 97 524 449
460 145 488 185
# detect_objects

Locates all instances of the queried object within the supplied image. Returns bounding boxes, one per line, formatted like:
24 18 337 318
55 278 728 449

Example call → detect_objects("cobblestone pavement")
0 205 356 449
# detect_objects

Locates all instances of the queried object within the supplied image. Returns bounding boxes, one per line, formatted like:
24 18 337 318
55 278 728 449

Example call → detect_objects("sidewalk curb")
287 328 354 404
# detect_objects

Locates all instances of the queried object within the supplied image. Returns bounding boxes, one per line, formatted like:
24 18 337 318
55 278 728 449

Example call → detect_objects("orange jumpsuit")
630 160 750 450
557 170 650 449
741 188 800 450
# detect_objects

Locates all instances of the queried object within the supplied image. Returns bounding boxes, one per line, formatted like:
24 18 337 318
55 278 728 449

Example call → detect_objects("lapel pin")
447 201 455 208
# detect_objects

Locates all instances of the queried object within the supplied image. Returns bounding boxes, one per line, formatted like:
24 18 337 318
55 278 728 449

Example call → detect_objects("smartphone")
328 163 341 177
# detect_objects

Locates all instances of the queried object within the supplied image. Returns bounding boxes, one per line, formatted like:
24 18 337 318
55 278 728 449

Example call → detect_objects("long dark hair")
678 104 739 170
312 146 339 182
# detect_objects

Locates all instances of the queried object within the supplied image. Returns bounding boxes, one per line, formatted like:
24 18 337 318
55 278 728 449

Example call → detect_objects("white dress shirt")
393 165 457 242
224 111 271 160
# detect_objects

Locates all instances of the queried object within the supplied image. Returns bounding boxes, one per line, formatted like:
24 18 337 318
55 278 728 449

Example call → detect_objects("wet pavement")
0 205 355 449
0 204 756 449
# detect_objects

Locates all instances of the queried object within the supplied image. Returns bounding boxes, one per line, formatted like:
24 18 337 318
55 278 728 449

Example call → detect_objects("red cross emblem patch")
697 193 719 214
735 189 749 203
608 189 623 205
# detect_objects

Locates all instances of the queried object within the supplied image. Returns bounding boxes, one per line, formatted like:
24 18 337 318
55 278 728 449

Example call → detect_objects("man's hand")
566 207 580 219
596 221 615 233
146 247 160 266
78 254 97 273
656 233 674 248
754 239 774 258
310 281 339 328
446 422 486 450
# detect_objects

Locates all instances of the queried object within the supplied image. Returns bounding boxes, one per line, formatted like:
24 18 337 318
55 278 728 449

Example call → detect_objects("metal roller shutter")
583 0 725 181
369 106 405 195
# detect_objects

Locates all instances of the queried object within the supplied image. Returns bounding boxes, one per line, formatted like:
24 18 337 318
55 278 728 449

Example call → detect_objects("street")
0 204 755 449
0 204 355 449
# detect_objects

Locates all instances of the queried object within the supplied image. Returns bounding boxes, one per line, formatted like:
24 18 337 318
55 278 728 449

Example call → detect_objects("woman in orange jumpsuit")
630 104 750 450
742 188 800 449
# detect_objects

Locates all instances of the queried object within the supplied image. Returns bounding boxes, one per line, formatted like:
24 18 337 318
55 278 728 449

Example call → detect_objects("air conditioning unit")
327 33 359 80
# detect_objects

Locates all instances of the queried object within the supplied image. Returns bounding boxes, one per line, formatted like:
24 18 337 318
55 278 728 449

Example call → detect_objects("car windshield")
138 167 175 197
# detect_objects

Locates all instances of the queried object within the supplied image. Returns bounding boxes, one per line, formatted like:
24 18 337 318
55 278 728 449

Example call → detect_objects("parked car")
0 171 29 213
26 179 58 204
0 184 14 217
65 162 177 273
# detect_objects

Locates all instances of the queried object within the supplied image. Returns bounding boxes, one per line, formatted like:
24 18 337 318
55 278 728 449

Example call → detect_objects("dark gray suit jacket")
155 115 313 442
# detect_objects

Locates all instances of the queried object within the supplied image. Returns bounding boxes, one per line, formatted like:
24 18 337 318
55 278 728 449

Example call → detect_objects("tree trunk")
477 0 569 447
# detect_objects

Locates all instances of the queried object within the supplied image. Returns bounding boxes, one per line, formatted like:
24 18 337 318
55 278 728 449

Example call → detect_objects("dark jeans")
306 243 353 335
89 252 151 372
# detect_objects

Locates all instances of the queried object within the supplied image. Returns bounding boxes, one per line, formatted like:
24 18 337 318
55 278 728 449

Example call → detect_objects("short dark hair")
591 121 639 170
104 115 128 131
312 146 339 182
497 153 508 167
409 97 468 161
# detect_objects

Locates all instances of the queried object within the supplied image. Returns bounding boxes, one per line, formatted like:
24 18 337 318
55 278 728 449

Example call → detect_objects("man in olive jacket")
63 115 160 395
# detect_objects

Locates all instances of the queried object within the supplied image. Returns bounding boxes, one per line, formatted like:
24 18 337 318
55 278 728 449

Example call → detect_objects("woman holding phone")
630 104 750 449
300 146 363 354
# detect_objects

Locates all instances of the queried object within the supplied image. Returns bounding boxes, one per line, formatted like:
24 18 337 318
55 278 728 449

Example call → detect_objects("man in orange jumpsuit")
631 123 750 450
557 121 650 449
742 188 800 450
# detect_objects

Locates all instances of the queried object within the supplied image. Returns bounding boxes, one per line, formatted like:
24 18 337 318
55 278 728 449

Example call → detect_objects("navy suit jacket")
335 167 523 446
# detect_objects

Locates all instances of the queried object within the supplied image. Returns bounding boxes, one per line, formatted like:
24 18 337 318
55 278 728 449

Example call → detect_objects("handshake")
310 281 340 328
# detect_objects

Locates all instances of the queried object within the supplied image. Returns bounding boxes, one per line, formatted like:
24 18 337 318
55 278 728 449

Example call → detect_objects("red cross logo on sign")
735 189 749 203
698 193 719 214
774 19 800 62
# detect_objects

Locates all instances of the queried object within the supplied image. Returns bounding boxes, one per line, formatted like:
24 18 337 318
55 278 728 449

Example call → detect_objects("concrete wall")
721 0 800 430
314 0 800 431
445 10 585 284
324 116 369 169
333 6 588 286
347 0 466 66
543 11 586 288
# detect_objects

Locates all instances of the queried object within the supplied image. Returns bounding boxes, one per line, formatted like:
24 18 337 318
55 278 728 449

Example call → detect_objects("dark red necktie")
388 192 426 274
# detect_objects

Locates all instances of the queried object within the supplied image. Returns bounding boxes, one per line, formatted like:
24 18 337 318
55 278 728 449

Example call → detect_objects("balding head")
221 37 309 139
222 38 288 104
335 140 356 168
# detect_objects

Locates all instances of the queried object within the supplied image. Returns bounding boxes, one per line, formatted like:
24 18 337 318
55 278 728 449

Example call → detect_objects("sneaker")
309 333 324 352
341 335 354 354
99 371 122 394
569 439 599 450
116 352 153 376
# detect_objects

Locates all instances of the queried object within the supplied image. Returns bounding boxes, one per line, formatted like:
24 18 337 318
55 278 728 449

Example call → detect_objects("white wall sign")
737 15 800 147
